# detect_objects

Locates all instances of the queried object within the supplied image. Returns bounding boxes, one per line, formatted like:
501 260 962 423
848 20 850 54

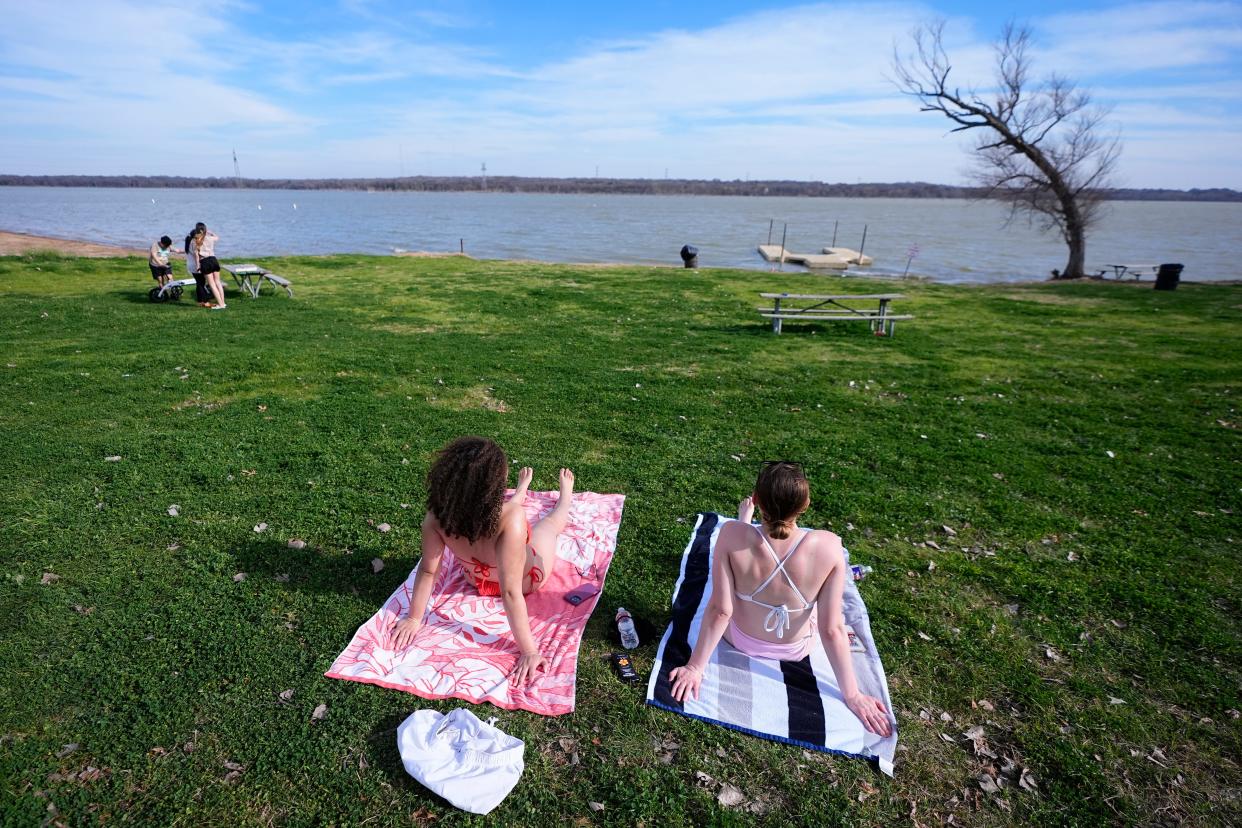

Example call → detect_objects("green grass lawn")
1 253 1239 826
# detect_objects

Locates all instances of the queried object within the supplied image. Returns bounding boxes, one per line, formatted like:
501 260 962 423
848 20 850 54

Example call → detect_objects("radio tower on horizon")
481 162 487 191
233 149 242 188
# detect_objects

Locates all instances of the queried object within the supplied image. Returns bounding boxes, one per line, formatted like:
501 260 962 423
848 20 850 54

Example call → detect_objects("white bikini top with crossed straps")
734 523 817 639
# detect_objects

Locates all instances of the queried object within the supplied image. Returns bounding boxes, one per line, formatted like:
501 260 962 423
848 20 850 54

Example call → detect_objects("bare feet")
514 466 533 502
558 468 575 501
738 494 755 523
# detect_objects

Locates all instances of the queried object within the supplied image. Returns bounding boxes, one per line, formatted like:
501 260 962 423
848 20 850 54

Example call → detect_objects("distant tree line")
0 174 1237 202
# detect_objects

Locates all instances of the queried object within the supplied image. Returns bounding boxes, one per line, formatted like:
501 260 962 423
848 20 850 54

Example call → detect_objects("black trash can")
1154 263 1183 291
679 244 699 269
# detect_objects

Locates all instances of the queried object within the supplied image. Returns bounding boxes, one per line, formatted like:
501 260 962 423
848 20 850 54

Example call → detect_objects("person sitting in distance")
148 235 174 287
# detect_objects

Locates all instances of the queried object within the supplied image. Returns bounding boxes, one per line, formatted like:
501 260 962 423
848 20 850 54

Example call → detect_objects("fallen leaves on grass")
274 573 290 583
651 735 680 764
941 524 957 536
56 743 79 758
232 573 246 583
371 558 384 574
917 631 933 641
41 572 60 585
222 759 245 784
72 605 94 615
104 455 121 462
588 801 604 812
312 703 327 722
718 784 746 807
377 523 391 533
253 522 268 533
241 469 256 477
279 689 294 703
167 504 180 517
1044 647 1062 662
288 539 306 550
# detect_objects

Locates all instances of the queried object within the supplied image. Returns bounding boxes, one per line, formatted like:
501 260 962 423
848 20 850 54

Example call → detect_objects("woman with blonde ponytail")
668 461 891 736
193 222 226 309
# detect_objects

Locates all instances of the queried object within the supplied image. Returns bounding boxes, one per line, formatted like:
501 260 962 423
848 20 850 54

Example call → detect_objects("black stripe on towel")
652 512 718 710
780 656 827 746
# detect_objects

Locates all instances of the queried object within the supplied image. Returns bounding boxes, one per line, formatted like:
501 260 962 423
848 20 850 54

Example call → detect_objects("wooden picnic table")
758 292 912 336
1104 263 1160 281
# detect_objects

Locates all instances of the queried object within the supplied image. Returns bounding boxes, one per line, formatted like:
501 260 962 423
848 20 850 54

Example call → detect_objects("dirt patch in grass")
429 383 511 412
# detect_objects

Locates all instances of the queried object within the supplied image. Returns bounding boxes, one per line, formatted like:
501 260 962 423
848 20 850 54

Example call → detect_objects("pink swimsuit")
728 525 817 661
726 617 814 661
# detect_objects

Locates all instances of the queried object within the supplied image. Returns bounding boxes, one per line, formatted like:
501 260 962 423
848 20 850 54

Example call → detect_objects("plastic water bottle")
851 564 873 582
616 607 640 649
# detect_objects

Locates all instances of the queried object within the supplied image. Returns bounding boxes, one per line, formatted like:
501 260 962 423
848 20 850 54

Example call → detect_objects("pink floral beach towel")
325 491 625 716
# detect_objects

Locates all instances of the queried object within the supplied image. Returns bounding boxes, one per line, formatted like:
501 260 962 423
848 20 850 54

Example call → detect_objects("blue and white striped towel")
646 513 899 775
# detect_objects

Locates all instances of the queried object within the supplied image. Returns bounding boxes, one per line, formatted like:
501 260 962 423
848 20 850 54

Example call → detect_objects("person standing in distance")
193 222 226 310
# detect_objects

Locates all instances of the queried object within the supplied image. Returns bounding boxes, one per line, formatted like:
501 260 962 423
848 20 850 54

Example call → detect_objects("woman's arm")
389 511 446 649
669 522 739 702
816 537 892 736
496 517 545 685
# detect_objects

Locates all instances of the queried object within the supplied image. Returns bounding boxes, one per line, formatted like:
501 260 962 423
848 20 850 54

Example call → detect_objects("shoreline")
2 229 1236 286
0 229 149 258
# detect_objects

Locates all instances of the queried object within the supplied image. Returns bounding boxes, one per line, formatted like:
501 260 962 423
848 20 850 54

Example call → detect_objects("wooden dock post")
779 223 788 271
858 224 868 261
767 219 774 246
832 220 838 248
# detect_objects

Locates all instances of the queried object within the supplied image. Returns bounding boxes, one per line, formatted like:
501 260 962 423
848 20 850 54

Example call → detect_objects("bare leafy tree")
893 21 1120 279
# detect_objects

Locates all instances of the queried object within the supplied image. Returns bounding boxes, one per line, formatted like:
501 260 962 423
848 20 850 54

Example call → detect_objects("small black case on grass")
611 652 640 684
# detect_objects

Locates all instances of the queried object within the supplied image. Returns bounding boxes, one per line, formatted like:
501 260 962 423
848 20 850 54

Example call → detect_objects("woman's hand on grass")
845 693 892 737
669 663 703 702
512 651 548 686
389 616 422 650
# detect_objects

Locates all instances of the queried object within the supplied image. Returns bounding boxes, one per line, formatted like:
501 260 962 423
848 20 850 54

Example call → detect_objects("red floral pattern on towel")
325 491 625 716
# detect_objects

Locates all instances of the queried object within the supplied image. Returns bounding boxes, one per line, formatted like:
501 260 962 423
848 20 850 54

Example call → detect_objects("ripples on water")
2 187 1238 282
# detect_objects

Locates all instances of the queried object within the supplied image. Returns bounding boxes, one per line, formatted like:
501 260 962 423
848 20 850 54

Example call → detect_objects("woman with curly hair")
389 436 575 686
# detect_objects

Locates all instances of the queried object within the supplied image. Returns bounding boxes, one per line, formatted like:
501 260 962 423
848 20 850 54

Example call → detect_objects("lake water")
1 186 1238 282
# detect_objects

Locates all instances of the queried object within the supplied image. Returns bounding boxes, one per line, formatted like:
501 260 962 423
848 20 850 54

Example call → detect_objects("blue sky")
1 1 1240 187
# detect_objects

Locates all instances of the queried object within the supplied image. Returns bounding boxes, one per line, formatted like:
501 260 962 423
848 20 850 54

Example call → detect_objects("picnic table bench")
758 292 912 336
1104 263 1159 281
223 263 294 298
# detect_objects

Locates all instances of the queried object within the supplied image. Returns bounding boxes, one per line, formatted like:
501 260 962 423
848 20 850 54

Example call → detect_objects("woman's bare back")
719 520 842 643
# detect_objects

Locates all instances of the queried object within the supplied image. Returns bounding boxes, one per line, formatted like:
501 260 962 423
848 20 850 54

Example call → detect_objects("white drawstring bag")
396 708 525 815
